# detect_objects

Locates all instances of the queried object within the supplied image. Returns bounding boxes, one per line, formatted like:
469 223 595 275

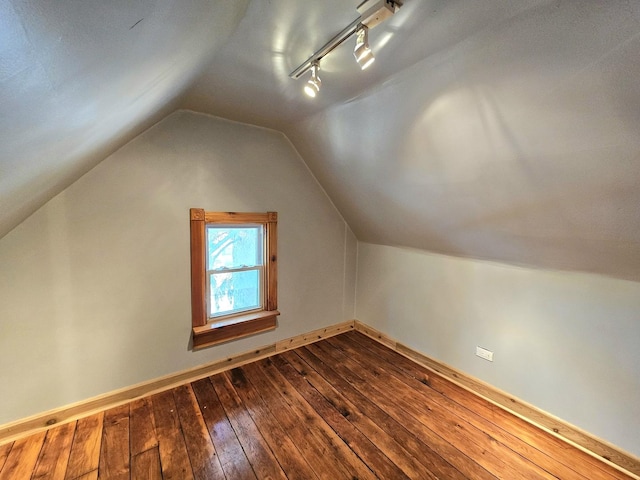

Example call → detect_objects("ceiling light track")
289 0 401 95
289 17 362 80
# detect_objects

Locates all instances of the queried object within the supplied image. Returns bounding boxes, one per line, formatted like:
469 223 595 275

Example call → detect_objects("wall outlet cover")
476 346 494 362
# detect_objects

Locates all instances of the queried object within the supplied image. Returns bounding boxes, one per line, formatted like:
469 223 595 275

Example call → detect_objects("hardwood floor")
0 331 634 479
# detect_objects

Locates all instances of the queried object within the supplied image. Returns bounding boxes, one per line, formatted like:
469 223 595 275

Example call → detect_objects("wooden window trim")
190 209 279 350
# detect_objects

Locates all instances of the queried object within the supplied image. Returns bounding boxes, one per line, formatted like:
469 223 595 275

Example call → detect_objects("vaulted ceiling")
2 0 640 281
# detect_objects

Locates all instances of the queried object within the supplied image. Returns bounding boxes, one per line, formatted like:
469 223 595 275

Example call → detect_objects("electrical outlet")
476 346 494 362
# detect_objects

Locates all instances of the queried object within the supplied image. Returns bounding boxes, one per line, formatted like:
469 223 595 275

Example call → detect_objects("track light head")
304 62 321 97
354 25 375 70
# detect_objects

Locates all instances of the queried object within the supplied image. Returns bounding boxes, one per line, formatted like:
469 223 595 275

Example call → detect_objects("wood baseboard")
353 320 640 479
0 320 355 446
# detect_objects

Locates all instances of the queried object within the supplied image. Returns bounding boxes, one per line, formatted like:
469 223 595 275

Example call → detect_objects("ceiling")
2 0 640 281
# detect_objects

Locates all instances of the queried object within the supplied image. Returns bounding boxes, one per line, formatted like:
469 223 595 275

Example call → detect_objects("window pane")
207 226 263 270
209 269 261 317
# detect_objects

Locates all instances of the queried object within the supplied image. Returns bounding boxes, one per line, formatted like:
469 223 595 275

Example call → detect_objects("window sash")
206 265 264 318
205 223 265 319
206 224 263 270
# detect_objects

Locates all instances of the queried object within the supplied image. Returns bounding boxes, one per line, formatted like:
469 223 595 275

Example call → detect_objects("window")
190 209 278 349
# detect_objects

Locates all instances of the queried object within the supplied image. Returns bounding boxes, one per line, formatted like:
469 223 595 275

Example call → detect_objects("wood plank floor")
0 331 634 479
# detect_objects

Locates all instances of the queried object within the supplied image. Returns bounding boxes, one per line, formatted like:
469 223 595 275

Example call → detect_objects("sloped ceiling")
0 0 250 237
2 0 640 281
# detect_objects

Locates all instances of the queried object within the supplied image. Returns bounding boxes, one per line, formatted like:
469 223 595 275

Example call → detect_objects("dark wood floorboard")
0 332 634 479
32 421 75 480
65 413 103 480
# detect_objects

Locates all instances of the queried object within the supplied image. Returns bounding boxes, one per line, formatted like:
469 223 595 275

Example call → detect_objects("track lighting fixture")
289 0 401 96
354 25 375 70
304 62 321 97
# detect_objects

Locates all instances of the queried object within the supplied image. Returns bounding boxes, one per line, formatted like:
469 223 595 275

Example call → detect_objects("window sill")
192 310 280 350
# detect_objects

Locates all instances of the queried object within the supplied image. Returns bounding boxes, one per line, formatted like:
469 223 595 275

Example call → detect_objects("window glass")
206 226 263 270
209 270 261 317
206 225 264 318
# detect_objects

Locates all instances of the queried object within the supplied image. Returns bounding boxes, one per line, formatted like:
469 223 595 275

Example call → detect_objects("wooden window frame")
190 209 279 349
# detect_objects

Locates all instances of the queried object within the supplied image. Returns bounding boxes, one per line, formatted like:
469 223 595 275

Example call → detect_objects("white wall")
0 110 356 424
356 242 640 457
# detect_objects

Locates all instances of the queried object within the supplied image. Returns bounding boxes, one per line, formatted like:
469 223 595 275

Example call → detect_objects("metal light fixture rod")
289 17 362 79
